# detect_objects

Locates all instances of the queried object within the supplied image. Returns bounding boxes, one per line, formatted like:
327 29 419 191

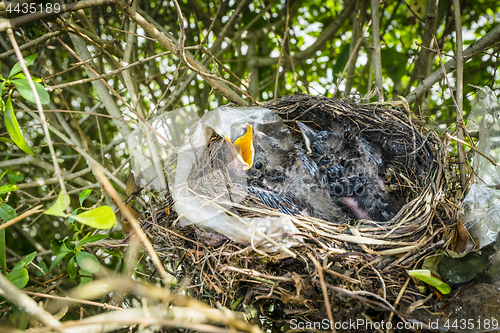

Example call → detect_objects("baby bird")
297 121 397 222
227 124 342 222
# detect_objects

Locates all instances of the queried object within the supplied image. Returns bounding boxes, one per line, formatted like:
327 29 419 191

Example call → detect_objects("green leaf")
0 229 4 275
44 193 70 217
48 251 72 273
79 189 92 206
13 251 37 270
0 203 17 222
6 170 24 184
11 73 26 80
0 203 15 275
4 97 34 155
408 269 451 295
35 261 48 277
75 251 100 273
0 137 13 144
50 239 61 256
78 269 93 285
6 268 29 289
67 256 77 279
73 206 116 229
0 184 18 195
12 79 50 105
68 208 79 224
76 234 107 249
0 82 5 95
8 54 37 78
0 169 8 180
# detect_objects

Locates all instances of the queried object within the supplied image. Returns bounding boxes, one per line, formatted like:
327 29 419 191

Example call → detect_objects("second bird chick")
297 121 397 222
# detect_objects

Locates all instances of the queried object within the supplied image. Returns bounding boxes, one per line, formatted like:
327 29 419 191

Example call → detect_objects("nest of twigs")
140 94 458 329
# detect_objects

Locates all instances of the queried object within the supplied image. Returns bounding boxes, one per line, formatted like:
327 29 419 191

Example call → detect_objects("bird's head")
297 121 326 159
225 124 255 171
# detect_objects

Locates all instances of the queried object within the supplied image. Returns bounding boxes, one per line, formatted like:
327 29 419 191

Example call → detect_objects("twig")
0 205 43 231
45 50 186 91
0 30 63 60
25 291 124 311
92 166 174 285
406 23 500 104
370 0 383 101
332 20 372 98
0 273 61 328
453 0 467 190
386 277 410 333
114 0 247 106
308 253 336 333
446 133 500 166
7 29 69 211
274 0 289 100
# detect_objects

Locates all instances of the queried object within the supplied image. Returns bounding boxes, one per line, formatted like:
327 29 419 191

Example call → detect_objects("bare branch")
370 0 383 101
7 29 69 210
0 274 61 328
454 0 467 190
406 23 500 105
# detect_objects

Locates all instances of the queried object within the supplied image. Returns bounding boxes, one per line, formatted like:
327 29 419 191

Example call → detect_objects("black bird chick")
227 125 342 222
297 121 397 222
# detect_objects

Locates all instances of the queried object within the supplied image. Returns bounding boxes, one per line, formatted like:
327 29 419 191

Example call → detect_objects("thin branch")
45 50 188 92
332 20 372 98
0 205 43 232
25 291 124 311
453 0 467 190
0 30 63 60
0 273 61 328
370 0 383 101
92 167 175 285
406 23 500 105
7 29 69 211
114 0 247 106
273 0 289 100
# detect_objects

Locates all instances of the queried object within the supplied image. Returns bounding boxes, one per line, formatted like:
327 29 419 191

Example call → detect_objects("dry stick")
370 0 383 101
453 0 467 190
36 110 136 124
45 23 175 152
16 102 127 190
446 133 500 166
406 23 500 105
273 0 289 100
114 0 247 106
0 273 61 328
16 167 92 190
0 205 43 231
45 50 183 91
308 253 336 333
332 20 372 99
0 30 62 60
25 291 124 311
92 166 174 285
386 277 410 333
6 29 70 211
170 0 256 105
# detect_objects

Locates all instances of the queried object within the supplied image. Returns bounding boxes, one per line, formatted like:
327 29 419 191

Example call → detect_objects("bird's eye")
255 162 263 169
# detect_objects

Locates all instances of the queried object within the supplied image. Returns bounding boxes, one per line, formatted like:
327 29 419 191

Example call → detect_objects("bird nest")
140 94 457 329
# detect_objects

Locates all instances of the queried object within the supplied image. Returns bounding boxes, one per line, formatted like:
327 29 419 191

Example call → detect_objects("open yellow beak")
224 125 254 171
